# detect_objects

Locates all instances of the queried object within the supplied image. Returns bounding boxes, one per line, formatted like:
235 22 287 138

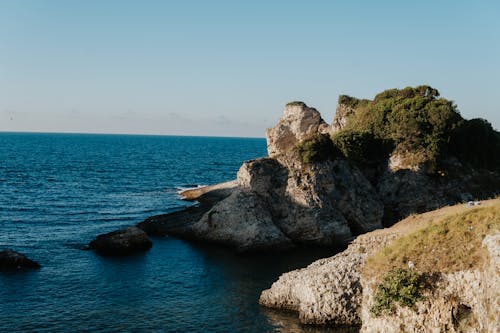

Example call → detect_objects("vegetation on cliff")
365 204 500 277
297 85 500 174
370 268 425 316
295 134 340 164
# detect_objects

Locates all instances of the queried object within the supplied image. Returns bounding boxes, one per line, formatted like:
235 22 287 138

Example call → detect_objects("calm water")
0 133 341 333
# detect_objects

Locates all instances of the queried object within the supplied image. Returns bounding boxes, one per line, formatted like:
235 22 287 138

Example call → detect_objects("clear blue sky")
1 0 499 137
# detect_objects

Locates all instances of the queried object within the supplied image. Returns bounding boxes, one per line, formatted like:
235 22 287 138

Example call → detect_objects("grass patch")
371 268 425 316
365 204 500 278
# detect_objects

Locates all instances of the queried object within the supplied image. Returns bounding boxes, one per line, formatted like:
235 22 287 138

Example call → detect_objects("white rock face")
266 102 330 157
360 233 500 333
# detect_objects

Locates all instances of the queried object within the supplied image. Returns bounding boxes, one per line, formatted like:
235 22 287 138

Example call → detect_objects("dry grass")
364 199 500 279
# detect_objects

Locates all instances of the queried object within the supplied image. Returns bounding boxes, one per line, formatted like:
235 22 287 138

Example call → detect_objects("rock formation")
0 249 41 270
88 226 153 256
260 199 500 331
139 90 499 251
259 232 396 326
266 102 331 157
139 102 385 251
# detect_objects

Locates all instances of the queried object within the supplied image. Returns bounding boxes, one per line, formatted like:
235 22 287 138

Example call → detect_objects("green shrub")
332 130 393 167
449 118 500 171
371 268 425 316
296 134 341 164
338 95 370 109
344 85 464 172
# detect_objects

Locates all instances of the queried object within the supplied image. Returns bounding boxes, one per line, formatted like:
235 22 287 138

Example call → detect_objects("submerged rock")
88 227 152 256
0 249 41 270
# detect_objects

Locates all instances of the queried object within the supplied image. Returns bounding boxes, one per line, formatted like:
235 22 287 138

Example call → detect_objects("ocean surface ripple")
0 133 341 333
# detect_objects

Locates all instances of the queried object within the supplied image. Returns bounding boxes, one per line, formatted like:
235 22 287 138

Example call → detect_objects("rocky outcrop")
259 226 400 325
0 249 40 270
139 102 384 251
88 227 153 256
360 233 500 332
187 156 383 251
266 102 331 158
139 96 499 251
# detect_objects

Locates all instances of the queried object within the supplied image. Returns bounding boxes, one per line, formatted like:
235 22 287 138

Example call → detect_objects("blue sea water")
0 133 342 333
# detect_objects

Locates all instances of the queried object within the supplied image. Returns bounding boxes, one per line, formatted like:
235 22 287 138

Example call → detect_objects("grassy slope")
363 198 500 279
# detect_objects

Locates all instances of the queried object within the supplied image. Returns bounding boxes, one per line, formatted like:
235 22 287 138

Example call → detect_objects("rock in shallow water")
88 227 153 256
0 249 41 270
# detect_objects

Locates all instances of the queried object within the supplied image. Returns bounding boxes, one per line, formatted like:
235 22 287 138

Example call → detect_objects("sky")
1 0 499 137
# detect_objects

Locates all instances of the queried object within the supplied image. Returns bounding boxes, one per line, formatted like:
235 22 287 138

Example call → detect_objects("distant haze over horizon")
1 1 499 136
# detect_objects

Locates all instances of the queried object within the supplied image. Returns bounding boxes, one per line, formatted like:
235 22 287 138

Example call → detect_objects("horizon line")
0 130 267 140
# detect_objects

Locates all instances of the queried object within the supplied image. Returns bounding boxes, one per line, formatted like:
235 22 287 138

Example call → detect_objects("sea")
0 133 344 333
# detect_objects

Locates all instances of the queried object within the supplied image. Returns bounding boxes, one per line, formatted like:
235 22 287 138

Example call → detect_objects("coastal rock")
261 198 500 330
259 230 398 325
0 249 41 270
139 102 384 251
139 95 499 252
89 227 153 256
162 154 384 252
190 189 294 252
266 102 330 157
137 181 237 237
359 233 500 332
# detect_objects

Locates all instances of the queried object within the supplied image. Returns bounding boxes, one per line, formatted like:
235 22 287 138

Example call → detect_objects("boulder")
0 249 40 270
89 227 152 256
